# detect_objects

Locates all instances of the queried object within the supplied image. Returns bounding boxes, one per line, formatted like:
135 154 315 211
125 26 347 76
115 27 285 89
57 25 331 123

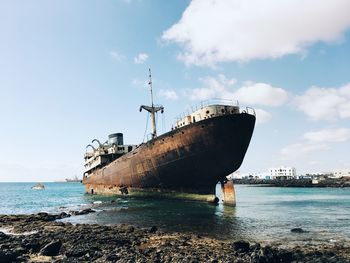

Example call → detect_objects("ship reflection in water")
64 195 247 241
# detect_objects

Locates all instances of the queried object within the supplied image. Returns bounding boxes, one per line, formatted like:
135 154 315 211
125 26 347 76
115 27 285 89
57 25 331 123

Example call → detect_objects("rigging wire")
143 112 150 143
162 112 166 133
156 112 159 134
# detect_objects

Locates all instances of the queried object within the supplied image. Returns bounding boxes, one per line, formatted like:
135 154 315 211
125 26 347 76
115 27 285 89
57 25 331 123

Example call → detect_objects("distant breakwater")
233 178 350 187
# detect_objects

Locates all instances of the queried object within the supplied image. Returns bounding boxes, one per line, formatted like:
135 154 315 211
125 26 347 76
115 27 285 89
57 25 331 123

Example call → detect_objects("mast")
139 68 164 139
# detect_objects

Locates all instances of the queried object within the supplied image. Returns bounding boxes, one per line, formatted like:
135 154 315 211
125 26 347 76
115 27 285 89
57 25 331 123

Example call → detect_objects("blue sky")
0 0 349 182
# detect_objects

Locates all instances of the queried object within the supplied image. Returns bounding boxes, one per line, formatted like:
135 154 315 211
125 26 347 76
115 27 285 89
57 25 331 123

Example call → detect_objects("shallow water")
0 182 349 244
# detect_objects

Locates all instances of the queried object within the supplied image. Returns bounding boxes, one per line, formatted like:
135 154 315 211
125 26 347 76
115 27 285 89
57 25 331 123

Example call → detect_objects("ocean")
1 182 349 246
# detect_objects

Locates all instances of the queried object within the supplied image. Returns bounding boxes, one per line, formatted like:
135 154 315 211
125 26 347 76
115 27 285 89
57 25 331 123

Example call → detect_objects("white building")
332 169 350 178
268 166 296 179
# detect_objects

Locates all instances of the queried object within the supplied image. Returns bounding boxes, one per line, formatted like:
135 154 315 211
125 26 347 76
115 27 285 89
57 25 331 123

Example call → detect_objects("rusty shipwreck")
83 70 256 205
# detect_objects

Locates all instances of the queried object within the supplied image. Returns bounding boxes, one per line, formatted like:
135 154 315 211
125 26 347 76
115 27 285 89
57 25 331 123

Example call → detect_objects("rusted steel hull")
83 113 255 202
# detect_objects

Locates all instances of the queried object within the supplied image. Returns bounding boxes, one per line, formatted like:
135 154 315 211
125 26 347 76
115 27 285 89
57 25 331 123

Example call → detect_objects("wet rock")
291 227 309 233
250 243 261 251
57 212 70 219
277 250 294 262
233 240 250 253
106 253 121 261
40 240 62 256
66 247 89 258
118 224 135 233
37 212 49 218
149 226 158 233
71 208 96 216
0 249 20 262
24 240 41 253
0 231 8 240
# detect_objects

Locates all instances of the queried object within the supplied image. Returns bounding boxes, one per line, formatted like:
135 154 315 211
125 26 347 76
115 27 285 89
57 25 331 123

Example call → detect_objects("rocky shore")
1 212 349 262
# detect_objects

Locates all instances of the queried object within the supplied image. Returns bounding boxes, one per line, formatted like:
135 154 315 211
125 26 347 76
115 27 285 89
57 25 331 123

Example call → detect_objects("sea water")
0 182 349 245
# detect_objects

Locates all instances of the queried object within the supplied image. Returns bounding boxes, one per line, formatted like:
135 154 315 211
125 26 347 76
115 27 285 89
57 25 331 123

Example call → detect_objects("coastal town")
231 166 350 187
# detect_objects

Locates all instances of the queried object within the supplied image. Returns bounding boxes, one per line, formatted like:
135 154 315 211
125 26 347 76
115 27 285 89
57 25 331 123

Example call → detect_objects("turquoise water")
1 183 349 245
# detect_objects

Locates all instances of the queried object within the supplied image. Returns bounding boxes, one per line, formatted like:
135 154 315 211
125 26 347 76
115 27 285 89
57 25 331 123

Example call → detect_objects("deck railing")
173 98 262 121
243 107 256 116
176 98 239 120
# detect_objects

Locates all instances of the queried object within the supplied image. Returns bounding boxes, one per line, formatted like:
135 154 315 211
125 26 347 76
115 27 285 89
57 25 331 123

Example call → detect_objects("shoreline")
233 178 350 187
1 212 349 262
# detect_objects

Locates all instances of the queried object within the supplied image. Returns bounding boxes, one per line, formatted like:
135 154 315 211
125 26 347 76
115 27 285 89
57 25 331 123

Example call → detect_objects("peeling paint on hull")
83 113 255 203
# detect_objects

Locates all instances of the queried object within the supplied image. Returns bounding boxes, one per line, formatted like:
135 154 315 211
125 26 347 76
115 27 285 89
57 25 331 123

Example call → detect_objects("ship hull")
83 113 255 202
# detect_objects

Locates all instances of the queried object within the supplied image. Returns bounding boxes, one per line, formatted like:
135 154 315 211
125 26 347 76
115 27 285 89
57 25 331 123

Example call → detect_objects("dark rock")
291 228 309 233
106 253 121 261
260 245 276 262
40 240 62 256
277 250 294 262
37 212 49 217
233 240 250 253
58 212 70 219
0 231 9 240
126 225 135 233
150 226 158 233
24 241 41 253
66 248 89 258
0 249 20 262
250 243 261 251
71 208 96 216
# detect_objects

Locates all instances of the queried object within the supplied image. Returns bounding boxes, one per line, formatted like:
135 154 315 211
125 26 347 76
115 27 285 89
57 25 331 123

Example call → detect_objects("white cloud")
159 89 179 101
131 79 148 88
134 53 149 64
255 109 272 124
234 82 288 107
281 143 330 159
281 127 350 160
187 74 236 101
303 128 350 143
162 0 350 66
294 83 350 121
110 51 124 61
185 74 288 110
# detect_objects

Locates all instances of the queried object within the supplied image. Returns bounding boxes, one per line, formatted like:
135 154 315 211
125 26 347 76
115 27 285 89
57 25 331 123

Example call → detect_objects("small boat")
31 183 45 190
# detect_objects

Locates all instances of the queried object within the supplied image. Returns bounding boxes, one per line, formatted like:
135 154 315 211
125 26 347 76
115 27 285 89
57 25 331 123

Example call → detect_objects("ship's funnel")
108 133 124 145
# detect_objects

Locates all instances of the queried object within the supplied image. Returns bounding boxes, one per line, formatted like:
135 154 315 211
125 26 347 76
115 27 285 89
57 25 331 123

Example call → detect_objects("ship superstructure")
84 133 137 176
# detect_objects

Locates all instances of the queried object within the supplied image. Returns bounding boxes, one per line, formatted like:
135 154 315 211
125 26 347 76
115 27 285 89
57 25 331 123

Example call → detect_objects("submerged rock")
291 227 309 233
70 208 96 216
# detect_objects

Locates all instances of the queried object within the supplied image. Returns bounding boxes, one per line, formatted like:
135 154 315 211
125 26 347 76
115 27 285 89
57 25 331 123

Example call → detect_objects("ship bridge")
84 133 137 175
174 99 255 129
